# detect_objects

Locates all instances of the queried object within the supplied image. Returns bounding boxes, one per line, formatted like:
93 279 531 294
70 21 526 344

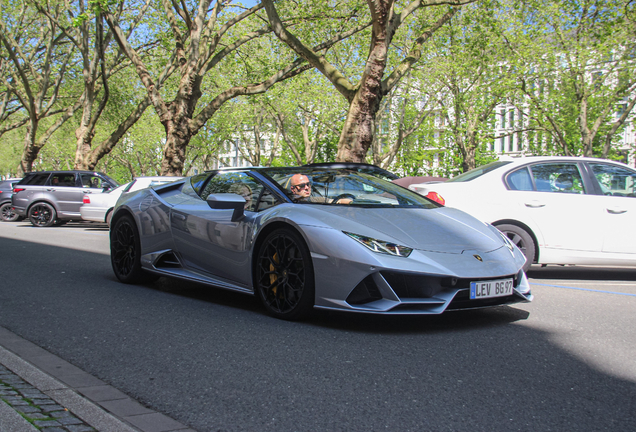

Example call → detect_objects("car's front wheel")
110 215 157 284
496 224 535 272
28 203 56 227
0 202 19 222
255 228 315 320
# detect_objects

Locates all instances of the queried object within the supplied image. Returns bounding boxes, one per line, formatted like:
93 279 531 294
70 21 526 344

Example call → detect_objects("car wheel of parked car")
496 224 535 272
0 202 20 222
255 228 315 320
110 215 157 284
106 209 113 226
28 202 57 227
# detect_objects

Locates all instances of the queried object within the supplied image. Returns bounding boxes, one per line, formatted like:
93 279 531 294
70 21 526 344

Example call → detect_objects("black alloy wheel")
110 215 157 284
256 228 315 320
28 202 56 227
0 202 19 222
496 224 535 273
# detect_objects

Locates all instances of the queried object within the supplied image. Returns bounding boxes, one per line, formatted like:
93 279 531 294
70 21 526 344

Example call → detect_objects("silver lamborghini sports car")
109 167 533 320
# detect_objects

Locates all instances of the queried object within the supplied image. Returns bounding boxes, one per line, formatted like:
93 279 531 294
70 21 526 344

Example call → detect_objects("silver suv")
0 178 23 222
12 170 119 227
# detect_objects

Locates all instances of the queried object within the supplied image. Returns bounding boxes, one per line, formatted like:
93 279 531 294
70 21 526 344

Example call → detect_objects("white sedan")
80 176 183 225
409 156 636 271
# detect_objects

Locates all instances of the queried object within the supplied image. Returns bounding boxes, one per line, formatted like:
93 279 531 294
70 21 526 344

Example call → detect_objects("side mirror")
206 193 245 221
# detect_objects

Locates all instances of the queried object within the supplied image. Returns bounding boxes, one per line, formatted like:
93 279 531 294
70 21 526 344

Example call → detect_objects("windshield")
447 161 512 182
262 167 438 209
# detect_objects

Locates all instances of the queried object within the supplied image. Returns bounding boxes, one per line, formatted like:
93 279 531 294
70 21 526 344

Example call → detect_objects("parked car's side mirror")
206 193 245 221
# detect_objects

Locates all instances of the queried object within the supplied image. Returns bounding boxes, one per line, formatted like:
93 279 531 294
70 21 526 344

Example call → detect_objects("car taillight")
426 191 445 206
13 188 25 193
83 195 91 204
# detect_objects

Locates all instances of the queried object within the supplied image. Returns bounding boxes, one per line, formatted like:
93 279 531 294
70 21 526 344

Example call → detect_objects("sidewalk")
0 326 195 432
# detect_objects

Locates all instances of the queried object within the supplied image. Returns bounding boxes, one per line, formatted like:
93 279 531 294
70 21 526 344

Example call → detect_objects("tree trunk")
18 120 39 175
77 97 152 171
460 141 477 172
158 69 203 175
337 92 382 162
74 101 96 170
160 116 192 176
335 1 390 163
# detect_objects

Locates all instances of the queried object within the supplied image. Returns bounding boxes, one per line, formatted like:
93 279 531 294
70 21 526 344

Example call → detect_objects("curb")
0 326 196 432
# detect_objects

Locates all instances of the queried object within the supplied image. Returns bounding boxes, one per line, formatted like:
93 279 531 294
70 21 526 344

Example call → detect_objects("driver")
290 174 352 204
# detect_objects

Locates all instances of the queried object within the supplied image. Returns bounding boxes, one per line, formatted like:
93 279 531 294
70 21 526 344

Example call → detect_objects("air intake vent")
346 275 383 305
380 272 444 299
155 252 181 269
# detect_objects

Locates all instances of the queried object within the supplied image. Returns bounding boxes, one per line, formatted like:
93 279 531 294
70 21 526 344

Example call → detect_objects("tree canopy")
0 0 634 181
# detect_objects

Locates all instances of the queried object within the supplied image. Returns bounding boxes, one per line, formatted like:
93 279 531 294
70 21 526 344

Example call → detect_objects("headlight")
343 232 413 257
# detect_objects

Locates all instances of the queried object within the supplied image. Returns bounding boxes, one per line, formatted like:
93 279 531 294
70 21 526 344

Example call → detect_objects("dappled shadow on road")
150 275 530 334
527 264 636 281
0 232 634 432
12 220 109 231
307 305 530 334
150 276 265 314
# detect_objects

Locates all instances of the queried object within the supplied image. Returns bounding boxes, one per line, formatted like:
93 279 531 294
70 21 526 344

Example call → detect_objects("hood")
278 205 505 254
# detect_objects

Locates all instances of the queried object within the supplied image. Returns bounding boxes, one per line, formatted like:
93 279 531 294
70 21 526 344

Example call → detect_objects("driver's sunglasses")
292 182 311 190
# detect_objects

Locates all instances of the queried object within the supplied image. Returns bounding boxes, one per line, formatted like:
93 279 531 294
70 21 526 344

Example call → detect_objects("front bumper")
305 226 531 315
315 267 532 314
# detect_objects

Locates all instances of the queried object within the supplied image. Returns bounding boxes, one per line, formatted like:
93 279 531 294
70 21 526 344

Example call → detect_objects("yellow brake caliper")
269 252 279 294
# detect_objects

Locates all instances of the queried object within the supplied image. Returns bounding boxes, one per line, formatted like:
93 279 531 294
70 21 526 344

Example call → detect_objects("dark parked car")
12 170 119 227
0 178 23 222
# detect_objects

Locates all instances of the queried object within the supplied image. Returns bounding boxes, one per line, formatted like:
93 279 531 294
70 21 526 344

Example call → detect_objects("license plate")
470 278 513 299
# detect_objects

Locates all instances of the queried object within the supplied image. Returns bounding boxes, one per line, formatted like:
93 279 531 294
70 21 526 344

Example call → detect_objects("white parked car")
80 176 183 225
409 156 636 271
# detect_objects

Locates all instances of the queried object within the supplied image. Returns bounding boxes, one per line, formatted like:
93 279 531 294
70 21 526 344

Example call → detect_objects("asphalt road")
1 221 635 432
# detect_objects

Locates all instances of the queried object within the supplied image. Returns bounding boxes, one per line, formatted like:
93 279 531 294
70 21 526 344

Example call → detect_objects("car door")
508 162 603 252
48 172 84 216
13 173 51 212
170 172 265 287
586 162 636 255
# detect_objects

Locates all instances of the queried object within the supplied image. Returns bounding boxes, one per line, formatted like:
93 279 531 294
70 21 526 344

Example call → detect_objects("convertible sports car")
110 167 532 320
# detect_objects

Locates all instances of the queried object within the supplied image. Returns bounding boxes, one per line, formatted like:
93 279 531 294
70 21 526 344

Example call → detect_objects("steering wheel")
332 193 356 204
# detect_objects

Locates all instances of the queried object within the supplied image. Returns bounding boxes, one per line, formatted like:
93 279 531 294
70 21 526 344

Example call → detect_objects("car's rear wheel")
28 203 56 227
496 224 535 272
110 215 157 284
255 228 315 320
0 202 19 222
